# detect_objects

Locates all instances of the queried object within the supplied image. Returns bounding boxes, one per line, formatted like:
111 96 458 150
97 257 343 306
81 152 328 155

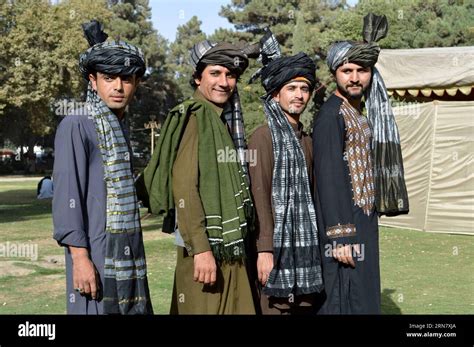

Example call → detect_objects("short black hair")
190 62 206 88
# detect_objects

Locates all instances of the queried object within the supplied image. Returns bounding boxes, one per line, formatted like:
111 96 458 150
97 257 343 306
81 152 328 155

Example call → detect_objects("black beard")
337 82 365 100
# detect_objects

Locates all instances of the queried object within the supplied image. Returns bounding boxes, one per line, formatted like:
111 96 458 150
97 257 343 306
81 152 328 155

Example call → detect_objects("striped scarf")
87 84 153 314
262 96 323 297
222 88 249 177
366 68 409 215
144 98 254 262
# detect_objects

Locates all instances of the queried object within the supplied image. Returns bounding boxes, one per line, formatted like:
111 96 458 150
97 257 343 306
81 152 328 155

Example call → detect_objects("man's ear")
89 73 98 91
272 90 280 103
194 78 201 87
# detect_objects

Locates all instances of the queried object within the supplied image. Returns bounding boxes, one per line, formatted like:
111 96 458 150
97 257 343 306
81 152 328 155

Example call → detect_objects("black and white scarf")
262 96 323 297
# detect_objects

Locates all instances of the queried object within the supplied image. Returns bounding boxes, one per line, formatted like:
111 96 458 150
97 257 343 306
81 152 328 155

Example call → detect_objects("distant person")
37 176 53 199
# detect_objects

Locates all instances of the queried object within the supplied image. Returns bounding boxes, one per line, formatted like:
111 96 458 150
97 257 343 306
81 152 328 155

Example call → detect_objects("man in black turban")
312 13 408 315
53 20 153 314
248 29 323 314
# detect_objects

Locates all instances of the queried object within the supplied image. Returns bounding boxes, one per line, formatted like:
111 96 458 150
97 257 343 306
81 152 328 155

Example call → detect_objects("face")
89 72 139 115
335 62 371 100
195 65 237 106
273 81 311 117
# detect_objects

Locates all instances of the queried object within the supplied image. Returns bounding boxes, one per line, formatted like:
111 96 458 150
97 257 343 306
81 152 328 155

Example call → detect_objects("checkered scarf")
86 83 153 314
222 88 248 176
262 96 323 297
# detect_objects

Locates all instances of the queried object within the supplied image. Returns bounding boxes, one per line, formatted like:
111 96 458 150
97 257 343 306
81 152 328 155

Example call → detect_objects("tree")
0 0 178 168
218 0 344 131
218 0 473 131
166 16 207 100
106 0 180 163
0 0 112 164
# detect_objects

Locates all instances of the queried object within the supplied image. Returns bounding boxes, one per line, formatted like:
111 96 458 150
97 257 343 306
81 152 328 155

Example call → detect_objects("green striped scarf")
144 98 253 262
87 84 153 314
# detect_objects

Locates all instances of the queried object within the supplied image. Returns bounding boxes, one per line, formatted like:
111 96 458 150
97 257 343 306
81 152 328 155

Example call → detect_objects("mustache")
347 84 362 88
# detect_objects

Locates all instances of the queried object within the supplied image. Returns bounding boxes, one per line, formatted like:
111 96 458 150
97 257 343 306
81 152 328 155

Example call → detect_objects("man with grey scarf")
52 20 153 314
312 13 409 314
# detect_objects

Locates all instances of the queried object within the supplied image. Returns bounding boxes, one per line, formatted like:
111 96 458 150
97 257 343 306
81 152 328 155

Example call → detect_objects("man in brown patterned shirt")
248 52 323 314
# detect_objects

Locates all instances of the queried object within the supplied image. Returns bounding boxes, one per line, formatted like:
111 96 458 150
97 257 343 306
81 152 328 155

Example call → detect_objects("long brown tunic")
248 121 314 314
169 89 256 314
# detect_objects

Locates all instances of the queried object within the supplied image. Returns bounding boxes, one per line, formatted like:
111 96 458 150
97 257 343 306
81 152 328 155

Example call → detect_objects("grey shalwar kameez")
52 112 132 314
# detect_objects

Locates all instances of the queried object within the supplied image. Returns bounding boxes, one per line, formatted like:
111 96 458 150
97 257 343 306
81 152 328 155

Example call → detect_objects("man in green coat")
144 40 256 314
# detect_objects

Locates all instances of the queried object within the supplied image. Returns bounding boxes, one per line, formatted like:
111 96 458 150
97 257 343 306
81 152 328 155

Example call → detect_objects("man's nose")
218 74 229 87
113 77 124 91
349 71 360 83
294 88 304 99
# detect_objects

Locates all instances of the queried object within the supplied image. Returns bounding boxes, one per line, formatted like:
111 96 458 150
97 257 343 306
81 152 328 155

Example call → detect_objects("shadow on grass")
142 224 163 232
140 213 164 233
0 189 52 223
381 288 402 314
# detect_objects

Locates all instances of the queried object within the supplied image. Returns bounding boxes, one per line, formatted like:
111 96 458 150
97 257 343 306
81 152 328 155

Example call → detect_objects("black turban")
260 52 316 95
79 20 146 80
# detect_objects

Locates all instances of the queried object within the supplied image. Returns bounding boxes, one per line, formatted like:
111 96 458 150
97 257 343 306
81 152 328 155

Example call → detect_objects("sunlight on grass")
0 180 473 314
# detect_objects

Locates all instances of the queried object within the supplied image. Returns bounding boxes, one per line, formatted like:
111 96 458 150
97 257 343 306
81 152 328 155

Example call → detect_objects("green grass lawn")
0 179 473 314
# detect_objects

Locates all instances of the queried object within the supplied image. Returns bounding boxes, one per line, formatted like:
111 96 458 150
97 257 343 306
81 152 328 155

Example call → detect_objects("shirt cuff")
325 223 357 245
54 229 89 248
184 232 211 256
256 235 274 253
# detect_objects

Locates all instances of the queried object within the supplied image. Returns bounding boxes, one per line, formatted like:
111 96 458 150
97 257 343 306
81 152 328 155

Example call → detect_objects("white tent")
376 46 474 235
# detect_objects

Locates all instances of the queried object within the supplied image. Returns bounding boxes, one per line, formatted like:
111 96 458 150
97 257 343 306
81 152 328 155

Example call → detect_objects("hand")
332 244 360 268
193 250 217 285
70 246 101 300
257 252 273 286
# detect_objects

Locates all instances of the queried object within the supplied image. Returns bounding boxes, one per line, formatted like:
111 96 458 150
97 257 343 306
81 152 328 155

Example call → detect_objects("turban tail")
326 13 409 216
189 40 250 176
366 68 409 216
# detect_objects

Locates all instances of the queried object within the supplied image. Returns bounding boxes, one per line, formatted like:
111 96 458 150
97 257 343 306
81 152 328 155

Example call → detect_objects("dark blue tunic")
312 94 381 314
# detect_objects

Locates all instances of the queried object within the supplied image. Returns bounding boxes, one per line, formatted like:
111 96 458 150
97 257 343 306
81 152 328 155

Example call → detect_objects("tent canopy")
376 46 474 235
376 46 474 98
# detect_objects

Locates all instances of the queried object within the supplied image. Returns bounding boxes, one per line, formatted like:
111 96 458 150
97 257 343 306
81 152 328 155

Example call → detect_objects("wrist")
69 246 89 260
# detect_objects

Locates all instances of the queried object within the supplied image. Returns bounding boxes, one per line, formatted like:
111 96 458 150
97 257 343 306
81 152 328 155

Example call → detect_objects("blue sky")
150 0 359 42
150 0 233 42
